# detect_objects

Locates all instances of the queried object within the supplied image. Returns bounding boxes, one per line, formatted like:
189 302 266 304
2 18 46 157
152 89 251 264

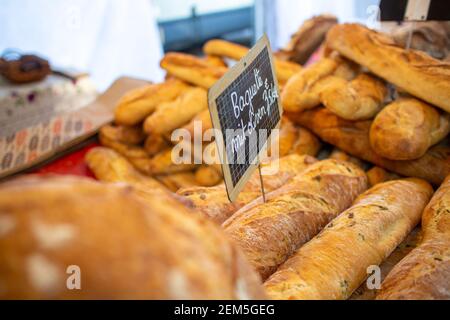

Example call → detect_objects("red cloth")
32 142 99 179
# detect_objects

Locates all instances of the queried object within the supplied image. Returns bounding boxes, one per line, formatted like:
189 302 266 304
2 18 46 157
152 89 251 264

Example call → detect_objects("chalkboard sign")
208 35 281 202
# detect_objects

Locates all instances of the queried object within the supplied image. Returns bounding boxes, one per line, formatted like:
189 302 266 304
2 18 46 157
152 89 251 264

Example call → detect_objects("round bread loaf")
0 175 266 299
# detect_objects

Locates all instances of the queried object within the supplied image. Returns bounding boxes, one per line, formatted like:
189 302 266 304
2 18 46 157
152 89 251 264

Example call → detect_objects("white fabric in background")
0 0 164 91
258 0 382 50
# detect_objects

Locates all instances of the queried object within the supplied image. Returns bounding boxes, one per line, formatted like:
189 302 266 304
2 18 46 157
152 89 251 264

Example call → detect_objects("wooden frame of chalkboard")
208 34 282 202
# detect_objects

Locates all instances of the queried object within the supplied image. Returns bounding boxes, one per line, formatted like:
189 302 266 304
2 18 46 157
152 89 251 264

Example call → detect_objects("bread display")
377 175 450 300
289 108 450 185
326 23 450 114
223 159 368 280
114 79 189 126
143 87 208 134
160 52 227 89
0 175 266 299
265 179 433 300
321 73 387 120
178 154 317 224
370 98 450 160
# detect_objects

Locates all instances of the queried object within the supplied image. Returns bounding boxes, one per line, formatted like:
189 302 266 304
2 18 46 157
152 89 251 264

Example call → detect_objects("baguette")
0 175 266 299
143 87 208 134
114 79 189 126
178 154 317 224
290 127 322 157
326 23 450 113
203 39 302 84
223 159 368 280
144 133 170 157
160 52 227 89
370 98 450 160
320 73 387 120
377 175 450 300
265 178 433 300
281 57 339 112
366 166 401 187
203 55 227 68
194 165 223 187
99 124 145 145
288 107 450 185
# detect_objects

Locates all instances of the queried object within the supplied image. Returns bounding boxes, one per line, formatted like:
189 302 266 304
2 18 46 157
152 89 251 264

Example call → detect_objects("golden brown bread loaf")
203 39 302 84
370 98 450 160
320 73 387 120
377 175 450 300
178 154 317 224
0 175 267 299
203 55 227 67
99 124 145 145
288 107 450 185
143 87 208 135
366 166 401 187
326 23 450 113
160 52 227 89
265 178 433 300
329 148 365 169
289 127 322 157
182 108 213 139
277 14 338 65
269 117 299 157
281 57 339 112
194 165 223 187
223 159 368 280
114 79 189 126
144 133 170 157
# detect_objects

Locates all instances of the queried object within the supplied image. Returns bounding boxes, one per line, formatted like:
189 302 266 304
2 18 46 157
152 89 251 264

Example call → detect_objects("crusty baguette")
223 159 368 280
265 178 433 300
377 175 450 300
329 148 365 169
278 15 338 65
321 73 387 120
156 172 199 192
370 98 450 160
366 166 401 187
178 154 317 224
114 79 189 126
99 124 145 145
326 23 450 113
160 52 227 89
281 57 339 112
203 55 227 68
203 39 302 84
144 133 170 157
288 107 450 185
143 87 208 135
0 175 266 299
194 165 223 187
290 127 322 157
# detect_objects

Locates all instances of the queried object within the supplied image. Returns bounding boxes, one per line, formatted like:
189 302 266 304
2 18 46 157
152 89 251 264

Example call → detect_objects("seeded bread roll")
326 23 450 114
265 179 433 300
321 73 387 120
377 175 450 300
0 175 267 299
223 159 368 280
288 107 450 185
160 52 227 89
178 154 317 224
370 98 450 160
114 79 189 126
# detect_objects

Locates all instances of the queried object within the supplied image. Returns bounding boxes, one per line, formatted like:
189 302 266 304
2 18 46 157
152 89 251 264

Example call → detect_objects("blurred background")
0 0 380 90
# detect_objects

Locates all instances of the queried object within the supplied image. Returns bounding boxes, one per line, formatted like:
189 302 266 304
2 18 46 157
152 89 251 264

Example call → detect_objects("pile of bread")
1 23 449 300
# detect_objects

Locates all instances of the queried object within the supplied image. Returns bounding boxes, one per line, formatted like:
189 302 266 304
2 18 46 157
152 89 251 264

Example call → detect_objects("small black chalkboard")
208 35 281 202
380 0 450 21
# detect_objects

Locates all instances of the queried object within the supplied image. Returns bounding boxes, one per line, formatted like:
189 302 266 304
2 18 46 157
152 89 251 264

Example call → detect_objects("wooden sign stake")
258 163 266 203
